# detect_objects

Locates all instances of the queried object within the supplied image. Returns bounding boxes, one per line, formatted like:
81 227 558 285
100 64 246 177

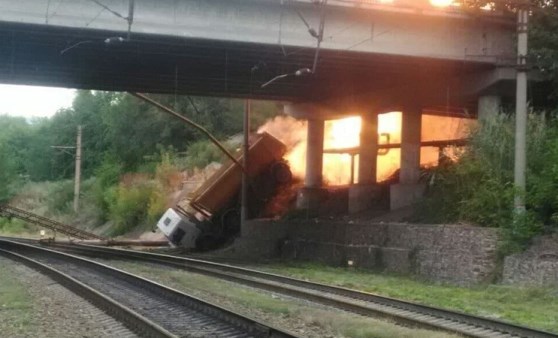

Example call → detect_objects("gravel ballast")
0 256 137 338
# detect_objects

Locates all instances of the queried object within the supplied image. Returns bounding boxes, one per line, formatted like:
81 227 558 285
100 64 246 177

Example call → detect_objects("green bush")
0 218 29 234
108 178 154 236
147 153 180 224
0 144 18 202
419 113 557 253
92 157 123 221
46 180 75 213
184 140 227 169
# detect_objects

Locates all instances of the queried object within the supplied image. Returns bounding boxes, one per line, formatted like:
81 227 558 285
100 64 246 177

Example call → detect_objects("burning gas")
258 112 472 186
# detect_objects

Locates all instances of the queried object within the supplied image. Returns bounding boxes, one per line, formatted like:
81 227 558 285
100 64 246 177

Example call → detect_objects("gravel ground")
0 257 138 338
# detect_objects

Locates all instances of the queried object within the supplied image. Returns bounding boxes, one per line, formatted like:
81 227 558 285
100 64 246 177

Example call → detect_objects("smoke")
258 115 308 179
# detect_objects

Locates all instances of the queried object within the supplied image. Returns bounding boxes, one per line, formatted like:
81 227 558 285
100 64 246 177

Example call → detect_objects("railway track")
20 237 558 338
0 238 296 338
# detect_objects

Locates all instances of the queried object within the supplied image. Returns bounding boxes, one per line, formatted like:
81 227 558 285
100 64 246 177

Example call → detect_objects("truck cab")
157 132 291 250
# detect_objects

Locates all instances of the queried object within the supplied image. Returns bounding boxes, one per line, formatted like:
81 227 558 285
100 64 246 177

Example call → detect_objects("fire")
258 112 471 186
430 0 454 7
323 117 361 185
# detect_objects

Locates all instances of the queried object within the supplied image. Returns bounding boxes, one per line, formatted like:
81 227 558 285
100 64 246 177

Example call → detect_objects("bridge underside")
0 22 495 107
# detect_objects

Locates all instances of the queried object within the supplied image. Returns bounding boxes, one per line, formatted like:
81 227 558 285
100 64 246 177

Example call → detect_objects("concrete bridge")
0 0 517 212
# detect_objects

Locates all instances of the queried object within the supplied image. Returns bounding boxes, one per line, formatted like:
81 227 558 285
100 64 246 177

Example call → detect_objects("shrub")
46 180 75 213
108 174 154 236
147 153 182 224
92 157 123 221
419 112 556 253
0 218 29 234
184 140 227 169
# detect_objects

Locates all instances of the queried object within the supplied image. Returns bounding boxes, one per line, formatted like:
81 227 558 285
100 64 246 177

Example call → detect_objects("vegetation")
418 114 558 252
256 262 558 333
0 92 280 235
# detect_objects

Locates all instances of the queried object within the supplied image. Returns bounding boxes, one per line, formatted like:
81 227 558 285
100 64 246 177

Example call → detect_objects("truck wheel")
221 208 241 236
272 162 292 184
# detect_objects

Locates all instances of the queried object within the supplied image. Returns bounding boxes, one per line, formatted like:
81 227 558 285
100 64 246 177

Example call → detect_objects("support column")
296 118 325 214
349 112 380 214
400 109 421 184
390 107 425 210
358 112 378 184
478 95 501 121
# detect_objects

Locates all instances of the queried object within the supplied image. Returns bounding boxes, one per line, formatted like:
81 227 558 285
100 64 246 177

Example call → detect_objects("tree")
0 144 17 202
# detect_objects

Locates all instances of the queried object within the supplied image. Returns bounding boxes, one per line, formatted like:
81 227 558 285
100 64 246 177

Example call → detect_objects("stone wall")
238 219 500 285
503 234 558 285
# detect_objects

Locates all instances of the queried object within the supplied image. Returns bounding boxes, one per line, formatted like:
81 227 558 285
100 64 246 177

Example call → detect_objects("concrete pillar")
296 119 325 213
478 95 501 121
400 109 422 184
358 112 378 185
304 119 324 188
390 107 425 210
349 112 381 214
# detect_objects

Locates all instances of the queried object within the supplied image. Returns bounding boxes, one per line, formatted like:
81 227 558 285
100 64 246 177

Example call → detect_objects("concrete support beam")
297 119 325 213
478 95 501 121
391 106 425 210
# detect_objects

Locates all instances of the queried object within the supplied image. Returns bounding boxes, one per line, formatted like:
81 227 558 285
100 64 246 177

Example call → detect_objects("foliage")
0 143 18 202
419 113 557 253
0 92 280 183
44 180 75 213
0 90 281 237
103 154 183 235
147 153 182 224
183 140 227 169
107 174 154 236
0 218 28 234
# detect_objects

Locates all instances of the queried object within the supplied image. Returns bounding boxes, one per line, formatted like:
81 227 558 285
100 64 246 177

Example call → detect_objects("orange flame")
258 112 471 186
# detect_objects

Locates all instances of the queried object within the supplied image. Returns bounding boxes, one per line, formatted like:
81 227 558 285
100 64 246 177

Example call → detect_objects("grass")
0 260 34 335
111 261 460 338
253 262 558 333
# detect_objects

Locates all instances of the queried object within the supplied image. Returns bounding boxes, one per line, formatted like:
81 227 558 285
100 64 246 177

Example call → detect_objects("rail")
0 238 297 338
34 240 558 338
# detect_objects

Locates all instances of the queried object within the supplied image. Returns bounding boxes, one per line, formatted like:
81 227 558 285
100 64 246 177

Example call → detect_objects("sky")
0 84 76 119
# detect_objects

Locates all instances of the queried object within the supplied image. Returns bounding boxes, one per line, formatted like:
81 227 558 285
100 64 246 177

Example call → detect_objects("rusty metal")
0 204 105 240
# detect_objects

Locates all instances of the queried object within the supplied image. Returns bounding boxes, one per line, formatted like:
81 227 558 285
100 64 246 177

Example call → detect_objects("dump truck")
157 132 292 250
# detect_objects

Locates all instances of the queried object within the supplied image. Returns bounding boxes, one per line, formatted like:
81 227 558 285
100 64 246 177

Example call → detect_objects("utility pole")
241 99 251 229
514 2 529 213
73 125 82 213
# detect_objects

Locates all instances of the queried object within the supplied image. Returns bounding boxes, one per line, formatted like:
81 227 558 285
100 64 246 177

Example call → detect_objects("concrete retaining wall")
503 234 558 286
237 219 500 285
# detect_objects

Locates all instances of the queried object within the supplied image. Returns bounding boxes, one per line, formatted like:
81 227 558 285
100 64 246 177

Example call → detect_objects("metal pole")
241 99 251 227
73 125 82 213
514 5 529 212
128 92 244 171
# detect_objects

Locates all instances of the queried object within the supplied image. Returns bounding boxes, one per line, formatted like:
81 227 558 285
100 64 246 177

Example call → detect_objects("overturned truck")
157 132 292 250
